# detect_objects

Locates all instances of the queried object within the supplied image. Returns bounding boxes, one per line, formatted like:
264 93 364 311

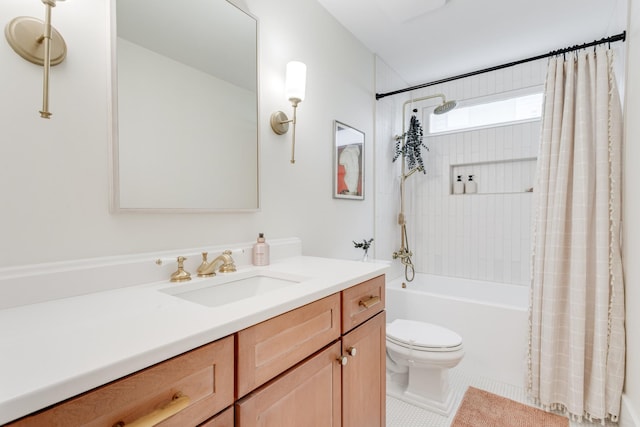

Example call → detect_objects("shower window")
428 86 543 135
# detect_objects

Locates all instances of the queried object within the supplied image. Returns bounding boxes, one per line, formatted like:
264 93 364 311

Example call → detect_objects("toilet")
386 319 464 416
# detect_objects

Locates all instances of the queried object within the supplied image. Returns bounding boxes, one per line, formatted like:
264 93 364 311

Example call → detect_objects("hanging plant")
393 112 428 174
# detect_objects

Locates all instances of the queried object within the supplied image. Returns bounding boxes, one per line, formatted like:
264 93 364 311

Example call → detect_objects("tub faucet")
392 247 412 261
197 250 237 277
393 247 416 282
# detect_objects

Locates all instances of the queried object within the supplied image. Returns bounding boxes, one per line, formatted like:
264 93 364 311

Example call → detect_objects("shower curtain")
528 47 625 422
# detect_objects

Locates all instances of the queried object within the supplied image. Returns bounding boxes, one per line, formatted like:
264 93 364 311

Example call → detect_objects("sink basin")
160 271 306 308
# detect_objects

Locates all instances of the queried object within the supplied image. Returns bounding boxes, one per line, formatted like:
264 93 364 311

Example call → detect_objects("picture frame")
333 120 365 200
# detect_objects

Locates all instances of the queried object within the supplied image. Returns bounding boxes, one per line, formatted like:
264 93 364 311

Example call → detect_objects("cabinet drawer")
235 341 342 427
341 275 385 333
7 336 234 427
236 294 341 398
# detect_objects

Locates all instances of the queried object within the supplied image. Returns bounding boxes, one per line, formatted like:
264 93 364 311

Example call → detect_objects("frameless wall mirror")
110 0 259 212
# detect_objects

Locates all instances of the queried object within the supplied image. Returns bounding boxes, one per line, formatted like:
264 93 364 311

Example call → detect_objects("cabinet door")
236 341 342 427
342 311 386 427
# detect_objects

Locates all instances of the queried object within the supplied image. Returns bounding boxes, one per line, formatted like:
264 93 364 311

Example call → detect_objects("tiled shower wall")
375 58 547 285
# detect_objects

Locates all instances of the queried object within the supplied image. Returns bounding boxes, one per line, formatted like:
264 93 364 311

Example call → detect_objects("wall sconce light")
4 0 68 119
270 61 307 164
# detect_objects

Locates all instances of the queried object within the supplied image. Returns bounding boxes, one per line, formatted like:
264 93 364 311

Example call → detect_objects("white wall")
0 0 375 268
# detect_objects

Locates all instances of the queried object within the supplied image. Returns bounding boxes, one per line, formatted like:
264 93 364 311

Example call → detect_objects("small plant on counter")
353 238 374 262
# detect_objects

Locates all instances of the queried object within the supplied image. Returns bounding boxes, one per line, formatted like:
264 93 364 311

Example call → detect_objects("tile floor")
386 368 617 427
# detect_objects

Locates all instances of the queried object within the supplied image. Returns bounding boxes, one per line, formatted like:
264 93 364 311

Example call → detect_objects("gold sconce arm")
270 98 300 164
270 61 306 164
4 0 68 119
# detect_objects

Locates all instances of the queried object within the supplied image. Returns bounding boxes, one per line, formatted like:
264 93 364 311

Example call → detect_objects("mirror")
333 121 365 200
110 0 259 211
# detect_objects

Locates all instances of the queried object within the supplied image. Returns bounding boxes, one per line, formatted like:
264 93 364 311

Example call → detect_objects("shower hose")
401 224 416 282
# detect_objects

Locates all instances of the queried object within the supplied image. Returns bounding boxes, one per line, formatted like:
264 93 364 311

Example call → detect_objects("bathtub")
386 274 529 387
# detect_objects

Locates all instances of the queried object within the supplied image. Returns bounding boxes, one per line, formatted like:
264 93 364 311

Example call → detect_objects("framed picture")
333 121 365 200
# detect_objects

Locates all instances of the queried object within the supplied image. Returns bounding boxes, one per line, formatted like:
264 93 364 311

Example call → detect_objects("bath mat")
450 386 569 427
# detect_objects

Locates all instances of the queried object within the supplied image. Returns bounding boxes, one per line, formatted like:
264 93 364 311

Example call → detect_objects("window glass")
428 89 543 135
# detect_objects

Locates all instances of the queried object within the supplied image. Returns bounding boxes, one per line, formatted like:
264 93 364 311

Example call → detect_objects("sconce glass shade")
285 61 306 104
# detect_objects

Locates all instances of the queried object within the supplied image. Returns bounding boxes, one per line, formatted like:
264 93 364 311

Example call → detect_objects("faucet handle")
170 256 191 283
218 250 237 273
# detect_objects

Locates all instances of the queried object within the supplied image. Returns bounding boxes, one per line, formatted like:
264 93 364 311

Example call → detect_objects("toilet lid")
387 319 462 350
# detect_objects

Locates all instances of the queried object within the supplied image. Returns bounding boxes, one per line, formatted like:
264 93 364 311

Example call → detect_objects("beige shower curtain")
528 47 625 422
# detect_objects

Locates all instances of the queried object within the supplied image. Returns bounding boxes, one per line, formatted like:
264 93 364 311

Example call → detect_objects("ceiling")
316 0 626 89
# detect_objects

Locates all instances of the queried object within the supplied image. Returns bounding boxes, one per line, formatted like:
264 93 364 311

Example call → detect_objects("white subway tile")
375 60 544 286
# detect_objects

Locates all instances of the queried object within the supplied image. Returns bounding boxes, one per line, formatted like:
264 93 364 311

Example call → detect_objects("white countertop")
0 255 388 424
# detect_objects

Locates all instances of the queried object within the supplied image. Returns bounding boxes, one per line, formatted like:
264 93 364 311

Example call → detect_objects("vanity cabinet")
235 275 385 427
5 336 235 427
4 274 385 427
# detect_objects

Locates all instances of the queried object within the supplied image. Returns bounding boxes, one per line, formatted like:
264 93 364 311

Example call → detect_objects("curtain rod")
375 31 626 100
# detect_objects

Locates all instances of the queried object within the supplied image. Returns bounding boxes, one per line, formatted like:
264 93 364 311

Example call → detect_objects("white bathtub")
386 274 529 387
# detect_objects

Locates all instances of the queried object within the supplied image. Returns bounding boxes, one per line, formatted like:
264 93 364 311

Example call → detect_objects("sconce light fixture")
270 61 307 164
4 0 68 119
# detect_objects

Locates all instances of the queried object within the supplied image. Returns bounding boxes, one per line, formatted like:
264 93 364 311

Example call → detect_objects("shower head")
433 100 457 115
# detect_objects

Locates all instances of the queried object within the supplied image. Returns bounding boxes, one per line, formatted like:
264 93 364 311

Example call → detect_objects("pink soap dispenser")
252 233 270 266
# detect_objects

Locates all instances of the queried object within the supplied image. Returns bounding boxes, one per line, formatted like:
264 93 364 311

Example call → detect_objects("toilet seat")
387 319 462 352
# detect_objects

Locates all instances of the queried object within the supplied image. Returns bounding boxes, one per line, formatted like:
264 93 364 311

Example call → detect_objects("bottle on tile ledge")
465 175 477 194
453 175 465 194
252 233 270 266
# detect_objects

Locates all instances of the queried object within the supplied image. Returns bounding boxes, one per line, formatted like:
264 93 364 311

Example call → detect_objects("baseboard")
621 394 640 427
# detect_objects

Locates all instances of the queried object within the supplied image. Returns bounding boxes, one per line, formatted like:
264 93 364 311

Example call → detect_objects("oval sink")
160 271 306 308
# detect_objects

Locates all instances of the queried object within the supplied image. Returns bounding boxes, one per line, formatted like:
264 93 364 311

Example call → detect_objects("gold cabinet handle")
347 347 357 357
113 392 190 427
358 295 380 309
337 356 348 366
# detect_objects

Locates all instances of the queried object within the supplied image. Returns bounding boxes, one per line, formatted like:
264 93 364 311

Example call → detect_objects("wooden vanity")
5 275 385 427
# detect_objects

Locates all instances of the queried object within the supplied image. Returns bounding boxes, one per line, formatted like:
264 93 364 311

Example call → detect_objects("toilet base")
386 369 456 416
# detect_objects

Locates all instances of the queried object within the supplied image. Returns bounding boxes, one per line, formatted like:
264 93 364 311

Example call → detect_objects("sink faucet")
197 250 237 277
